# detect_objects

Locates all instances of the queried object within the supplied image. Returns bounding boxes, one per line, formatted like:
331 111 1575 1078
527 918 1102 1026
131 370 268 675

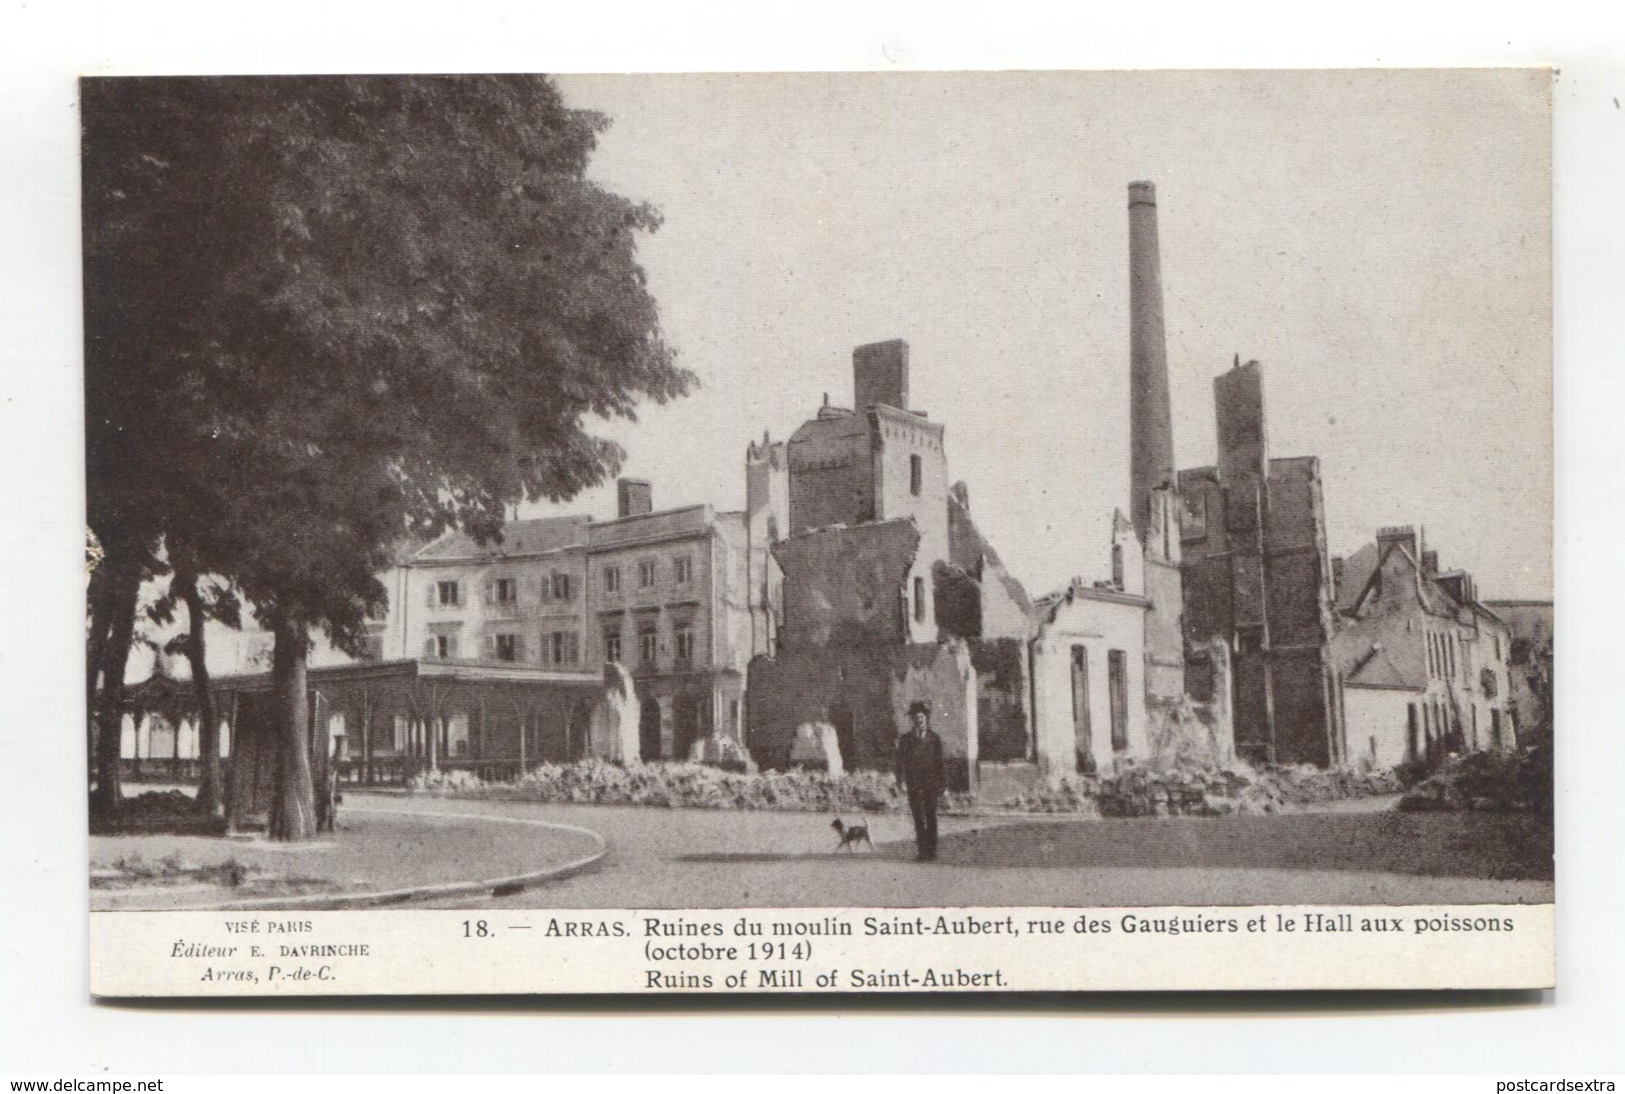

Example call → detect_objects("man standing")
895 701 945 862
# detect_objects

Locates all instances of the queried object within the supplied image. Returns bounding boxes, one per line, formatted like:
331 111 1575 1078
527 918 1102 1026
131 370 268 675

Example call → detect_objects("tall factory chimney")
1128 180 1175 543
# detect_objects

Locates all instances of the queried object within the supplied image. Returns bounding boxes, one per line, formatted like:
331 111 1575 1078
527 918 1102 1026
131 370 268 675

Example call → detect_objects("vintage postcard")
82 69 1553 996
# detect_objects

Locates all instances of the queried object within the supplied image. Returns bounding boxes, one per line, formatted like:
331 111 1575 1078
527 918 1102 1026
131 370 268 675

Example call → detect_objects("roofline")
409 543 585 566
590 503 711 529
1036 581 1151 624
1070 586 1151 609
212 658 424 690
1342 680 1427 693
210 658 603 692
588 527 717 555
1483 599 1554 608
869 402 945 432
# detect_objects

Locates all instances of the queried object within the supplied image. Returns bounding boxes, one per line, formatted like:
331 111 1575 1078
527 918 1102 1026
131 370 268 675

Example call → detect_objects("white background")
2 0 1621 1075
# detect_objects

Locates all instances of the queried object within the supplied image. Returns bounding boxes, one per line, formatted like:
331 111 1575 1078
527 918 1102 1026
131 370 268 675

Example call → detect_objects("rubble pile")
1254 764 1403 805
406 768 486 792
1398 747 1552 814
89 789 226 836
1144 694 1230 769
1006 763 1401 818
93 852 252 890
426 758 917 813
1000 779 1101 816
410 756 1405 816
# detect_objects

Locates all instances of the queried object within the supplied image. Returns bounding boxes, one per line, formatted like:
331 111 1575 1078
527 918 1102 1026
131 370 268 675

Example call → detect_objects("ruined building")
1178 359 1345 766
1124 181 1191 706
1481 598 1552 749
744 339 1033 791
1026 182 1229 783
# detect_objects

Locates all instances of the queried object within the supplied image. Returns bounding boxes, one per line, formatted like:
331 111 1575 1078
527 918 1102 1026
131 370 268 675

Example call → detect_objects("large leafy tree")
83 75 691 837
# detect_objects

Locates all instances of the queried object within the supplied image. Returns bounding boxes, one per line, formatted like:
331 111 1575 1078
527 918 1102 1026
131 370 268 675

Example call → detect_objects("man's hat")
907 700 931 717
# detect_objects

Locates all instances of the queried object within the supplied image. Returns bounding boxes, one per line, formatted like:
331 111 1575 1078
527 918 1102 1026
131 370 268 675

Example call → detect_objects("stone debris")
407 755 1402 819
418 758 918 813
1397 746 1552 814
1005 762 1400 818
90 789 227 836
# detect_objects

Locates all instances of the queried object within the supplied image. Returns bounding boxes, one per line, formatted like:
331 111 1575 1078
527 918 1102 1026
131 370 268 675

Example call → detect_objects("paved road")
90 806 602 911
346 794 1554 910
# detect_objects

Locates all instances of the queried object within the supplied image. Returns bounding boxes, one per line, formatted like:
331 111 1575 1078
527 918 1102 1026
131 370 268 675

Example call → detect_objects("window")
603 565 621 594
437 580 460 607
1070 645 1093 772
1107 649 1129 752
1111 543 1124 589
673 555 693 585
675 626 695 664
638 558 657 589
550 631 580 666
604 630 623 663
909 453 922 496
494 633 520 662
913 576 926 623
493 577 518 605
425 634 457 660
448 714 469 758
550 572 572 601
639 629 658 666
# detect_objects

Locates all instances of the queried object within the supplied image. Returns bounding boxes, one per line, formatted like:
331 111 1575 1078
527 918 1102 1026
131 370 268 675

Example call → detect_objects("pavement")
338 793 1555 911
89 806 604 911
90 790 1554 911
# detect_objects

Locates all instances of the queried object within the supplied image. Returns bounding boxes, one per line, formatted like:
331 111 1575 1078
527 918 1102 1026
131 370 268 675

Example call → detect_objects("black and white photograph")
78 68 1554 994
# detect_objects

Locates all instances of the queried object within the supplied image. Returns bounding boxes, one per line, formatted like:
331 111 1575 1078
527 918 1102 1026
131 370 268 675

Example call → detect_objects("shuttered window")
1108 649 1128 751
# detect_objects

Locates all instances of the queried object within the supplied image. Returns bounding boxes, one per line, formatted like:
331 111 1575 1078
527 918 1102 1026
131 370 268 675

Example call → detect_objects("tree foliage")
83 75 689 834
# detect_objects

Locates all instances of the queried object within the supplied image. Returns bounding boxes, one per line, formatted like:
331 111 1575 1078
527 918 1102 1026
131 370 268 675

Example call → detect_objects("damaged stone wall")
970 637 1030 762
771 519 918 649
786 409 875 535
745 640 978 791
1178 454 1342 767
1144 638 1234 769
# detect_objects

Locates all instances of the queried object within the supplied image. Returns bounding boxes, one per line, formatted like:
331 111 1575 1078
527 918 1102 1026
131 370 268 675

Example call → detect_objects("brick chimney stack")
1128 181 1175 543
853 339 909 412
617 477 652 518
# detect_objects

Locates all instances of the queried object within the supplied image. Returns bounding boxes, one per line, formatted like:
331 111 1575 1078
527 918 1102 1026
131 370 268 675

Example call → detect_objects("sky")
528 70 1552 602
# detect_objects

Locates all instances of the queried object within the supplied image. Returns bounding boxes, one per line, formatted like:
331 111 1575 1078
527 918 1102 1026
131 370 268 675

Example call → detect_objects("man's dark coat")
894 728 945 793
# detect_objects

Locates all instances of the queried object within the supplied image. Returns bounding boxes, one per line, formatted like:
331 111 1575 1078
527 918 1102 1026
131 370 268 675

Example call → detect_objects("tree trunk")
91 554 141 816
176 569 222 815
85 559 117 790
267 611 318 841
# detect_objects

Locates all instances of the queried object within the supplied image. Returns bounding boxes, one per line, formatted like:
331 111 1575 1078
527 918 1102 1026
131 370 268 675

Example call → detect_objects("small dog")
831 818 872 852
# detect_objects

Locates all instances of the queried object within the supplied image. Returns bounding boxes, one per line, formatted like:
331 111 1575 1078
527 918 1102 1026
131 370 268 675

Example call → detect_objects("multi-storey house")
1332 526 1515 769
